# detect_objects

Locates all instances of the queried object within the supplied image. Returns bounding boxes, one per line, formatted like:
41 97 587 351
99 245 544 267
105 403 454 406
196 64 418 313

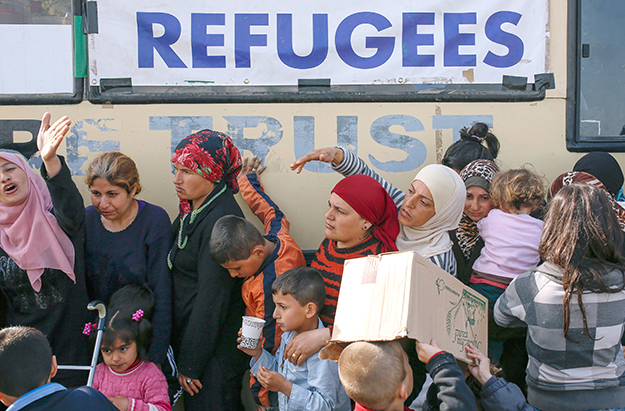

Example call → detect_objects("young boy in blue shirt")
237 267 350 411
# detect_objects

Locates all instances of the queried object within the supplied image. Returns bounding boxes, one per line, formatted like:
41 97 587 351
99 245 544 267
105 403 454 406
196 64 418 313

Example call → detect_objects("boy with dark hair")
237 267 350 411
210 157 305 408
0 326 117 411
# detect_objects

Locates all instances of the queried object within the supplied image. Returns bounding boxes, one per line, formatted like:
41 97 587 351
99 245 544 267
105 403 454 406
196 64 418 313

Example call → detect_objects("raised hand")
290 147 344 174
240 156 266 180
36 112 71 177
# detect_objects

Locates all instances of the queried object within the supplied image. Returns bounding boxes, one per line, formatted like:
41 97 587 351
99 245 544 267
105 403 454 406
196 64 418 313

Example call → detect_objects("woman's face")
0 160 29 206
399 180 436 227
324 193 368 248
173 162 216 210
89 178 136 221
464 186 493 222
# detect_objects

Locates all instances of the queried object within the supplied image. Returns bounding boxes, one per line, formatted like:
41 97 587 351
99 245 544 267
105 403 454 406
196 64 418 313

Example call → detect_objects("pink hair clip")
132 309 144 322
471 135 484 142
82 323 97 335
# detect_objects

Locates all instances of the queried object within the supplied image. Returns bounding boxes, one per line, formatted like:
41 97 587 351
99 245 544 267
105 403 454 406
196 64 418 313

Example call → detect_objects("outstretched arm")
418 339 477 411
427 358 477 410
331 147 405 208
291 147 405 209
290 147 344 174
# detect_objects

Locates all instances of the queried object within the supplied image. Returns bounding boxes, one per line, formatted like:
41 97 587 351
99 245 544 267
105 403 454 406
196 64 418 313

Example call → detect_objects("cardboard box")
330 251 488 362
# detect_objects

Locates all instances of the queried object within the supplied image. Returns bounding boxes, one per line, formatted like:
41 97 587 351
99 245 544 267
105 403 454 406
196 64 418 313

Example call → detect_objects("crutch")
57 300 107 387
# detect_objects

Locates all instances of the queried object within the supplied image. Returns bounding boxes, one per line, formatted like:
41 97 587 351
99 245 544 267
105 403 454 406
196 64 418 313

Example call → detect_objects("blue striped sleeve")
331 147 406 209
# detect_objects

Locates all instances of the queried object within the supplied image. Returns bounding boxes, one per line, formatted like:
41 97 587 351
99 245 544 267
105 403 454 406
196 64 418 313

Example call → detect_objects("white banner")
89 0 549 87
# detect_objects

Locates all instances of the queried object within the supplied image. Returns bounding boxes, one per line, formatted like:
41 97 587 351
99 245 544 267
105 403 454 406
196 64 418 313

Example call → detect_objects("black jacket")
170 181 248 380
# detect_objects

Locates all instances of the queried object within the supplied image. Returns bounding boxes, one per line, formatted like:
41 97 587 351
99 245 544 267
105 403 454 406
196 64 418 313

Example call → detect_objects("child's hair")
540 184 625 340
209 215 265 264
85 151 142 195
441 123 500 171
0 326 52 397
271 267 325 312
338 341 407 410
101 284 155 361
489 167 544 210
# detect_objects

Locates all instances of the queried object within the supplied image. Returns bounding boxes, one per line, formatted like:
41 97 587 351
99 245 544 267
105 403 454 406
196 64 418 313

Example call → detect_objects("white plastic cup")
241 316 266 349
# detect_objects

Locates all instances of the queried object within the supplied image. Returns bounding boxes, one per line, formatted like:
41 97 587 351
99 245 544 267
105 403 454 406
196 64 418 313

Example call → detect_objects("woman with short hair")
84 151 172 366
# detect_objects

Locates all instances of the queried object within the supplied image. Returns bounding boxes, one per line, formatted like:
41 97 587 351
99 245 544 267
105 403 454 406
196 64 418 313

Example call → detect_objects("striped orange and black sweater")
312 236 385 326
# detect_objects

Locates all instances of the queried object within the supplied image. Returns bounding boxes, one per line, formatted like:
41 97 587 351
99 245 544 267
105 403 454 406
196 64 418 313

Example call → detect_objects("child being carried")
470 167 545 307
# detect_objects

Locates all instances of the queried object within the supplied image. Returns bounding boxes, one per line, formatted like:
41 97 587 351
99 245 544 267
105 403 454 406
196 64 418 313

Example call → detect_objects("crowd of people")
0 113 623 411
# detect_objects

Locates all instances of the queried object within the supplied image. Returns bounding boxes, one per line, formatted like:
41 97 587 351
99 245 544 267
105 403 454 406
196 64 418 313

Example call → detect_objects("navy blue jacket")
10 383 117 411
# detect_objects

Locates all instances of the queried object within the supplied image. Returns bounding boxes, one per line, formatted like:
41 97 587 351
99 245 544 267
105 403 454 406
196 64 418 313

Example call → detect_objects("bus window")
568 0 625 150
0 0 81 103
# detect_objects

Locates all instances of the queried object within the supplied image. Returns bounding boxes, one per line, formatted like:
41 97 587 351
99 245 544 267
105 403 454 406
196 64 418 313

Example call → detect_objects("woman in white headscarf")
394 164 466 273
292 149 465 275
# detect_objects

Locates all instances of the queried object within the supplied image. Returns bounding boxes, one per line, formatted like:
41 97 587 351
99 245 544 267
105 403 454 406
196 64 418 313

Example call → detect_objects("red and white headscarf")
171 130 242 215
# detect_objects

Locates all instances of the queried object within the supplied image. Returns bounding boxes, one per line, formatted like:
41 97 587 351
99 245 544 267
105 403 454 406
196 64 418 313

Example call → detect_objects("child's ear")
305 302 318 319
397 382 408 401
50 355 58 380
252 245 265 259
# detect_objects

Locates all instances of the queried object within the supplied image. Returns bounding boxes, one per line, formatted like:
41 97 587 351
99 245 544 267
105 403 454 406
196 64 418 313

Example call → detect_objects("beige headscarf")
396 164 465 257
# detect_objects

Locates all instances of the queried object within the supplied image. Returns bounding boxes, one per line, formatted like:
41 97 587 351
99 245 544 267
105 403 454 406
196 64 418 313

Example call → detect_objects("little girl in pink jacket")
89 285 171 411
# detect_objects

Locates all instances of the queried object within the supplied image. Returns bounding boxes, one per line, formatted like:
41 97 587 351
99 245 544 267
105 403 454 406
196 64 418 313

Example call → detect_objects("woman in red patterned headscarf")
168 129 247 411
